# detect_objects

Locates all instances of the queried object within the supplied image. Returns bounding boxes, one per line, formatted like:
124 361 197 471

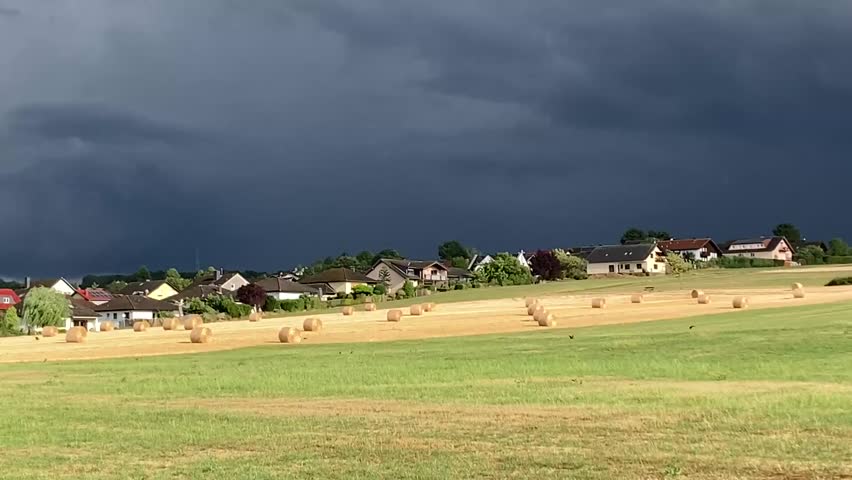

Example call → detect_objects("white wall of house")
516 251 531 269
587 251 667 275
49 280 76 296
220 274 250 292
267 291 303 301
675 248 718 261
725 239 793 261
99 310 155 329
65 318 101 332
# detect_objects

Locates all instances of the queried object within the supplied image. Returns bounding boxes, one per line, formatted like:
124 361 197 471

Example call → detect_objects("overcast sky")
2 1 851 277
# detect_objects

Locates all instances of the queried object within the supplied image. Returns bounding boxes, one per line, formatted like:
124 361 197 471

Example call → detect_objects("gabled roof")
0 289 21 310
85 288 114 302
722 236 795 254
70 297 99 319
169 285 231 302
299 268 378 285
31 278 75 291
373 259 447 280
95 295 178 312
447 267 474 278
190 272 245 288
119 280 172 296
255 277 320 294
658 238 722 254
586 244 658 264
468 254 494 269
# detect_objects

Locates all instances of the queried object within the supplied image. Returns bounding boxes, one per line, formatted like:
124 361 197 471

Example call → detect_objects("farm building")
721 236 795 262
585 244 667 275
657 238 723 262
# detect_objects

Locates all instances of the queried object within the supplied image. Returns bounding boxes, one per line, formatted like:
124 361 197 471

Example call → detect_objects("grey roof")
586 244 657 264
299 268 378 285
169 285 231 301
95 295 178 312
70 297 99 319
256 277 320 294
447 267 474 278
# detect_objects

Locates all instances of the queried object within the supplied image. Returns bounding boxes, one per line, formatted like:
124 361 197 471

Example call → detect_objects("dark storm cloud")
0 6 20 17
2 0 851 278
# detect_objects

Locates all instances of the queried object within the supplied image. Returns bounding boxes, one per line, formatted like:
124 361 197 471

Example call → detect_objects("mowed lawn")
2 297 851 479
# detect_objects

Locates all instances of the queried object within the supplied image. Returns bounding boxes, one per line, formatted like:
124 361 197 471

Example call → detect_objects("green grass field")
1 289 850 479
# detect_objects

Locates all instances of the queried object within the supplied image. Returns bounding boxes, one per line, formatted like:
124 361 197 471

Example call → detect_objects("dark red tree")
237 284 267 310
529 250 561 281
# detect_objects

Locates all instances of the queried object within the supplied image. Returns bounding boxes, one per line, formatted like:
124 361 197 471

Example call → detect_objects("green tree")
554 249 588 280
355 251 375 272
105 280 128 294
1 306 20 335
438 240 470 262
828 238 849 256
797 245 826 265
772 223 802 247
371 249 403 264
475 253 532 286
377 267 392 292
165 268 192 291
22 287 69 331
450 256 469 268
666 252 691 275
621 228 646 244
134 265 151 281
647 230 672 241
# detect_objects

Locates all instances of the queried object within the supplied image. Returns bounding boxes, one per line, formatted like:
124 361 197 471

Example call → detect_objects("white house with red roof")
0 289 21 312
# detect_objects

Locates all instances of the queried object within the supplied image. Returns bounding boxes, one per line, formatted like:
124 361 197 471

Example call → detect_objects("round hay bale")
248 311 262 322
133 321 150 332
303 318 323 332
691 289 704 299
189 326 212 344
525 297 538 307
42 326 59 337
527 304 540 316
427 303 436 312
630 294 644 304
182 315 203 330
732 296 749 309
364 303 377 312
792 282 803 291
533 308 550 323
99 321 114 332
161 318 178 330
697 294 712 304
278 327 302 344
793 288 805 299
537 313 556 327
591 298 606 309
65 326 87 343
387 309 403 322
410 304 423 316
342 306 354 316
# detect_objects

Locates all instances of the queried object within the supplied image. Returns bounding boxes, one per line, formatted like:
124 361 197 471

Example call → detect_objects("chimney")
215 268 223 281
24 277 31 289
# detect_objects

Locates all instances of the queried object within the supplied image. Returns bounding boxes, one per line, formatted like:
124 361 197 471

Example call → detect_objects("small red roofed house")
0 289 21 311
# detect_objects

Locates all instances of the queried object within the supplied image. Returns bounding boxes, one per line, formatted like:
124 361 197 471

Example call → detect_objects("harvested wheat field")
2 282 851 363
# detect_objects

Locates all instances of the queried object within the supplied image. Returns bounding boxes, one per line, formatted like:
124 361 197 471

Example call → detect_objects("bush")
185 297 215 315
264 296 281 312
280 298 307 312
715 257 782 269
1 308 21 336
373 283 387 296
475 253 532 286
826 276 852 286
202 312 220 323
826 256 852 265
402 280 416 298
666 252 691 275
158 311 175 319
352 284 374 297
453 283 466 290
554 250 588 280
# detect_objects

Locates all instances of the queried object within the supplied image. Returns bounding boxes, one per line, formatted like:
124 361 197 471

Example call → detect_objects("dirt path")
2 286 850 363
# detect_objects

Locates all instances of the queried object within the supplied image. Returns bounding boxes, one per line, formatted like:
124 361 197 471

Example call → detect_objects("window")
624 264 631 270
637 264 642 270
113 313 118 320
654 264 658 270
608 265 615 273
750 253 755 257
1 297 9 304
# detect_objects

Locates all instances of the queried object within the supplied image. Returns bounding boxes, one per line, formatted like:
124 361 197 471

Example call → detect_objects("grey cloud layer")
1 0 850 277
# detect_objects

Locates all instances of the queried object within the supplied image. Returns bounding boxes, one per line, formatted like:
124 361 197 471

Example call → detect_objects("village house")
367 259 450 293
657 238 723 262
585 244 668 276
76 288 113 306
468 251 533 271
298 267 378 297
190 270 250 293
119 280 179 300
721 237 795 262
95 296 178 329
67 297 101 331
27 278 76 296
0 289 21 312
255 277 321 300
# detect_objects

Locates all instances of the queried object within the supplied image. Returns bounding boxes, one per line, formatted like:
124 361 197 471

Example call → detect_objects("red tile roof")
0 289 22 310
658 238 713 251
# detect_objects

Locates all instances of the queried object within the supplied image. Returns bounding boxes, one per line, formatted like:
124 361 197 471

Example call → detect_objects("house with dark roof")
95 295 179 329
298 268 378 297
585 244 667 276
256 277 321 300
721 236 795 262
119 280 179 300
657 238 723 262
367 259 449 294
68 297 101 331
190 270 250 293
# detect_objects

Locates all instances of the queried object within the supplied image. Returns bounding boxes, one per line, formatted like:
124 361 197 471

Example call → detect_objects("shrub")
280 298 307 312
716 257 782 268
826 276 852 286
402 280 416 298
373 283 387 296
185 297 215 315
1 307 21 336
453 283 466 290
352 284 374 297
530 250 562 280
158 311 175 319
475 253 532 286
264 296 281 312
554 250 588 280
796 245 826 265
666 252 691 275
